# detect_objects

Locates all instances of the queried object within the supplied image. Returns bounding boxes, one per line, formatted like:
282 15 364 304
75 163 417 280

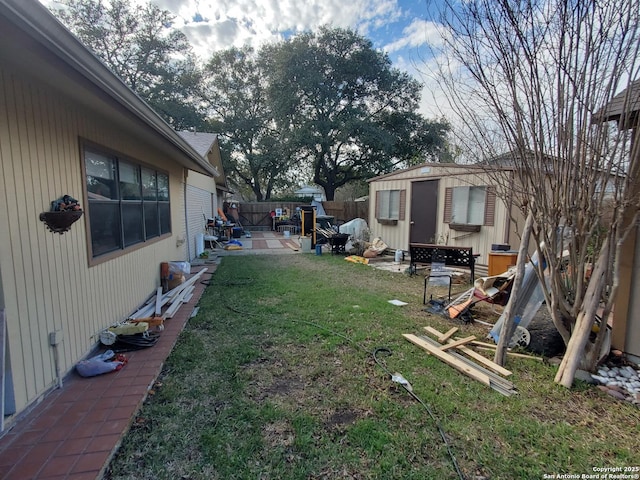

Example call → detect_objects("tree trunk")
554 238 609 388
494 211 534 366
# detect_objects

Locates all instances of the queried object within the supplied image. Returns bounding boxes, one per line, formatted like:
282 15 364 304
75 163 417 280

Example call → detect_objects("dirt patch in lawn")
263 419 296 449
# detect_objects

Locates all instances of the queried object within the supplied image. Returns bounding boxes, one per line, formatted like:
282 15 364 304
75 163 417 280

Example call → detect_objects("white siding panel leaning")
186 184 213 260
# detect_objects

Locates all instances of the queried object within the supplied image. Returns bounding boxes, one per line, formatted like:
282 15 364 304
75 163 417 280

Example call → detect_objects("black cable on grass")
208 278 255 287
219 305 466 480
372 348 466 480
225 304 257 315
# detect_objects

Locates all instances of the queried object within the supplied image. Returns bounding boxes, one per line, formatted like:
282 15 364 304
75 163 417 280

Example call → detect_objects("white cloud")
384 18 443 53
146 0 404 59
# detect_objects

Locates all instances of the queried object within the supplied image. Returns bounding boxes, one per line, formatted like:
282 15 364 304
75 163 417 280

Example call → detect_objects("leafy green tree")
203 47 296 201
53 0 207 130
263 27 451 200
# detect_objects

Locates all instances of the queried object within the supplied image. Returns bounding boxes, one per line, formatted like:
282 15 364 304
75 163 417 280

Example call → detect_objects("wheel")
508 326 531 348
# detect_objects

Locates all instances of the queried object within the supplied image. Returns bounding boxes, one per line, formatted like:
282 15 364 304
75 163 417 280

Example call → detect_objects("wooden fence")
321 201 369 224
237 200 369 229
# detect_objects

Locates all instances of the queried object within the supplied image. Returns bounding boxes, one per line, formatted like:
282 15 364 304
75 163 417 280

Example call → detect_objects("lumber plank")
471 340 499 349
163 285 195 319
438 327 459 343
418 335 517 395
458 345 513 377
286 241 300 251
455 345 513 376
424 326 445 338
476 346 543 361
403 334 491 386
424 327 512 376
439 335 476 351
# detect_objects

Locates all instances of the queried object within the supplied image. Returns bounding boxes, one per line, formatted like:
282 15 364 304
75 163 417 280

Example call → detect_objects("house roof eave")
0 0 216 177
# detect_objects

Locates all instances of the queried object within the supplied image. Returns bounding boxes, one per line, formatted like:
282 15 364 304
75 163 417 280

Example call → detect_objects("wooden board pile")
403 326 519 396
315 226 338 238
129 267 208 321
97 267 209 347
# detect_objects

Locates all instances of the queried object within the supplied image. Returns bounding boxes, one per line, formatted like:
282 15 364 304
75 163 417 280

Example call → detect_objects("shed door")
410 180 439 244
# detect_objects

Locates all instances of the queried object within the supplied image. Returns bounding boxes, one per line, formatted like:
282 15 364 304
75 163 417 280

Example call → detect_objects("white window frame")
377 190 401 220
451 186 486 225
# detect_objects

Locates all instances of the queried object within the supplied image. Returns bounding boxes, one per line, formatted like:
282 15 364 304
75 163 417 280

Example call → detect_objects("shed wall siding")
0 67 187 413
368 178 411 252
369 166 514 267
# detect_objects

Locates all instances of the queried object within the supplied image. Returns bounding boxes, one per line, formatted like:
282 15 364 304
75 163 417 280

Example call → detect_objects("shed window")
444 186 495 226
375 189 406 223
84 146 171 258
378 190 399 219
453 186 485 224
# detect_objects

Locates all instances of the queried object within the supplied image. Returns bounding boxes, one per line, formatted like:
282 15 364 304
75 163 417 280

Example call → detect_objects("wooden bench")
409 243 477 282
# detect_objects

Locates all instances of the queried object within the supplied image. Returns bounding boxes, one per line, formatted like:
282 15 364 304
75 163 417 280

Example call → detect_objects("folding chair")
423 250 453 304
203 214 223 249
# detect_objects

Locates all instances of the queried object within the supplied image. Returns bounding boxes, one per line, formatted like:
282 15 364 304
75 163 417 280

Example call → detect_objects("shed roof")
368 161 513 182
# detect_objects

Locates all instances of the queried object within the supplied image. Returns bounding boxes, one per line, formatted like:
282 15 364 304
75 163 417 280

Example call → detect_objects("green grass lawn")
106 254 640 480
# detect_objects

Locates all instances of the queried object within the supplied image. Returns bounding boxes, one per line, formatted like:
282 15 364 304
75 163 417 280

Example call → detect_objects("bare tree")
428 0 640 386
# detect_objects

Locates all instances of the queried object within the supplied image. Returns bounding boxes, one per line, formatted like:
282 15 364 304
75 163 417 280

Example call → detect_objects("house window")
85 146 171 258
444 186 495 226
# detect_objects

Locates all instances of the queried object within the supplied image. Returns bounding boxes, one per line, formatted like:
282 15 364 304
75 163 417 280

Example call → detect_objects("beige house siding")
369 164 518 269
0 66 188 414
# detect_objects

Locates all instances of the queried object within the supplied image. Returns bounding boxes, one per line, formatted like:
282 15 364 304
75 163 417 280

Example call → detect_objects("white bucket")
300 237 312 252
394 249 402 263
284 230 290 239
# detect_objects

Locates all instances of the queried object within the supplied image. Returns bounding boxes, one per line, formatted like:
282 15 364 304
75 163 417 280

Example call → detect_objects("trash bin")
232 227 242 239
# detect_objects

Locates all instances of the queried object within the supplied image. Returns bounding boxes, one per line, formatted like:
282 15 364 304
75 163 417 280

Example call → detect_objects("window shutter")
484 186 496 226
399 189 406 220
375 191 380 219
443 187 452 223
